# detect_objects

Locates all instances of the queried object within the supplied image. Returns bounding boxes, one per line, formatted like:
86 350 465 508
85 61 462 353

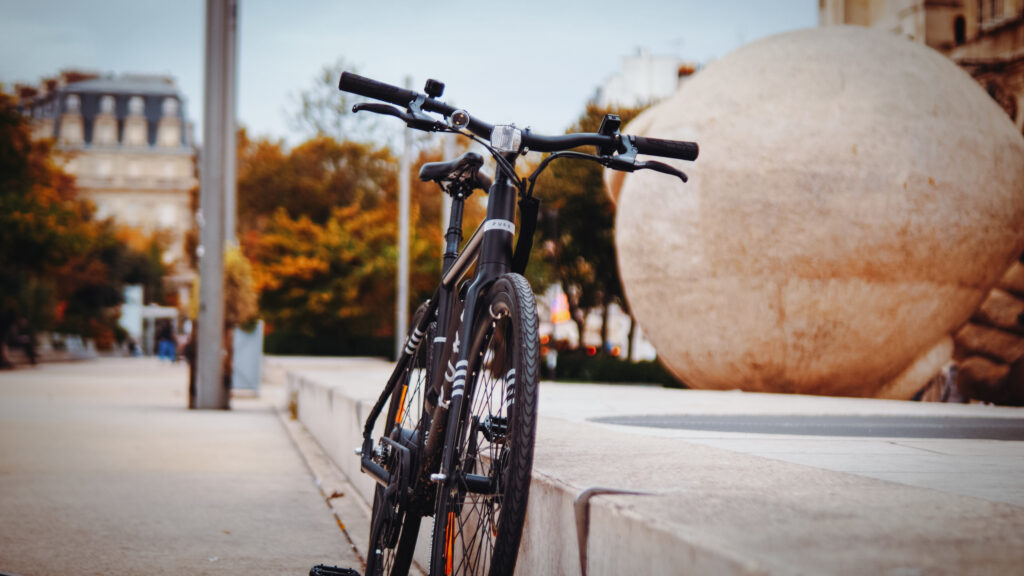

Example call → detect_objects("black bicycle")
337 71 697 576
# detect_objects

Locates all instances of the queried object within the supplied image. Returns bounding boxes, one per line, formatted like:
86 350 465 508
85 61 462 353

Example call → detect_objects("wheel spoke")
444 314 515 575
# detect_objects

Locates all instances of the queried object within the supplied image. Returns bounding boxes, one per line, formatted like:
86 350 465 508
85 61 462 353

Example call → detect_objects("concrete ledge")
265 356 1024 575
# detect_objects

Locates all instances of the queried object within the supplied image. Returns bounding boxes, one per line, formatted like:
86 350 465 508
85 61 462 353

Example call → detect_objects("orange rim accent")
394 385 408 424
445 510 455 575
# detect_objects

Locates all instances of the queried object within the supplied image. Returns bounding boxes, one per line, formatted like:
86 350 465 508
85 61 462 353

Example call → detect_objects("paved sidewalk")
0 358 359 576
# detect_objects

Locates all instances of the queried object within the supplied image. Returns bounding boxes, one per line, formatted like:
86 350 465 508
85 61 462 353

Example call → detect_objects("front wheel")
431 273 539 576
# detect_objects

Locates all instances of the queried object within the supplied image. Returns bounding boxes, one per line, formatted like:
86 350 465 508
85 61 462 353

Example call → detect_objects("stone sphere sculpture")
611 26 1024 398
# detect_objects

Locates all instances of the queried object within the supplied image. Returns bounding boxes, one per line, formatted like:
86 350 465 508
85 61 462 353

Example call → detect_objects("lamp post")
395 76 412 358
195 0 237 409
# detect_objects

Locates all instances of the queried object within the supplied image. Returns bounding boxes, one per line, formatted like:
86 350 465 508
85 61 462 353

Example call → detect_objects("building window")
65 94 80 113
158 123 181 148
124 123 146 146
128 96 145 116
124 202 140 226
58 117 84 145
100 95 115 115
954 16 966 44
981 0 1006 24
158 203 177 227
94 121 116 145
162 97 179 117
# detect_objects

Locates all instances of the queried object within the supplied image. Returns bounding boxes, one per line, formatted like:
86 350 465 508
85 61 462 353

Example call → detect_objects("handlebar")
340 71 494 137
338 71 699 162
632 136 699 162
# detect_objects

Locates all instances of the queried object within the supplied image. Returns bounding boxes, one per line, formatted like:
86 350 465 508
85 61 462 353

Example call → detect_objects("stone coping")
265 356 1024 575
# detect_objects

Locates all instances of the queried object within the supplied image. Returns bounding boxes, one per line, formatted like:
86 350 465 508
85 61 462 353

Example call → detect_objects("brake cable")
524 147 688 199
524 151 599 198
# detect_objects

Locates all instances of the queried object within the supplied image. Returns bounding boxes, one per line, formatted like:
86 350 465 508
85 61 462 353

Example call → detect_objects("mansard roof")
64 75 182 97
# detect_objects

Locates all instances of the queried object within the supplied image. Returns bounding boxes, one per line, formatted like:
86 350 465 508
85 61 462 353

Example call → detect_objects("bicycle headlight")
490 125 522 153
449 109 471 130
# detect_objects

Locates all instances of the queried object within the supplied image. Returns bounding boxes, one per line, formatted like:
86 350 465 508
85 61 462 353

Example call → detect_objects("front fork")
428 168 516 574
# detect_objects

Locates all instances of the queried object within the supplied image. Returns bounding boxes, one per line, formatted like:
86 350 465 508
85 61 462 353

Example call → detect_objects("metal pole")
395 76 412 358
223 0 238 248
196 0 230 409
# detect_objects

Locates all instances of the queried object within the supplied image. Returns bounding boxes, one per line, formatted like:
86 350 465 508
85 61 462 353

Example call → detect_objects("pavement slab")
0 358 358 576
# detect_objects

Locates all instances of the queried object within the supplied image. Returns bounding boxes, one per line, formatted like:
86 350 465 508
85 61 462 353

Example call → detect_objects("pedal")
309 565 361 576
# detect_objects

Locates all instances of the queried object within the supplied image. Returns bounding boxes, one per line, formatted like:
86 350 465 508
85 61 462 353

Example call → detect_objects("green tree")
530 103 646 352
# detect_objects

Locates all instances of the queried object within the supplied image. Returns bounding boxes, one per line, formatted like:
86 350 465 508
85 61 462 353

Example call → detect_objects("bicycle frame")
358 153 521 499
332 70 697 575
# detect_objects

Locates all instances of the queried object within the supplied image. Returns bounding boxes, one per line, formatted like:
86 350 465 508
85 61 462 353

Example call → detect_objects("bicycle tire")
430 273 539 576
366 303 435 576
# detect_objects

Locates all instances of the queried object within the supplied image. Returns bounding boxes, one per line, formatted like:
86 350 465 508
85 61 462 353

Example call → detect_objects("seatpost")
426 193 466 408
442 196 465 276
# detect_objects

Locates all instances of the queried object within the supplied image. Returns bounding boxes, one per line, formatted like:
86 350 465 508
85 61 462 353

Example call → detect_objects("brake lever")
602 155 688 183
352 102 405 119
351 102 445 132
635 160 688 183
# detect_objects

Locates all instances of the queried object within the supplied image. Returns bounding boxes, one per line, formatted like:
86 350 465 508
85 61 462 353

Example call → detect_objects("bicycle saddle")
418 151 491 190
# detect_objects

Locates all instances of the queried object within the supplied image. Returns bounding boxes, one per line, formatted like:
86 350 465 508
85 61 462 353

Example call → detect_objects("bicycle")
337 71 698 576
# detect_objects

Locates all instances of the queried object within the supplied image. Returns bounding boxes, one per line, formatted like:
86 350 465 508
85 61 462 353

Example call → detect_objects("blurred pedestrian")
156 321 175 362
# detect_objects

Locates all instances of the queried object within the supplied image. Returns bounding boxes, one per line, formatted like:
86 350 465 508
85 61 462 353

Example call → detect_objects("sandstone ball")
612 26 1024 398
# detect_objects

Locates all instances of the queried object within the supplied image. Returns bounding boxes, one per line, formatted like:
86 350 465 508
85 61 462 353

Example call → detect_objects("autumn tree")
236 125 484 356
237 129 398 233
239 57 492 357
243 204 432 355
51 223 168 347
0 93 168 358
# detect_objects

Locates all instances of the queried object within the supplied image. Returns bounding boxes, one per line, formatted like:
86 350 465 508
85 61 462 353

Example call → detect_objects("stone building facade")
17 71 198 292
820 0 1024 132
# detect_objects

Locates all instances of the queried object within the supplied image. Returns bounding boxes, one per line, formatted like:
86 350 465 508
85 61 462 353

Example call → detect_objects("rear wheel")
366 304 435 576
431 274 539 576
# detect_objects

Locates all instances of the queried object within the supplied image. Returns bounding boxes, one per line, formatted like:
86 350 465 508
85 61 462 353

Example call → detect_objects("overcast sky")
1 0 817 145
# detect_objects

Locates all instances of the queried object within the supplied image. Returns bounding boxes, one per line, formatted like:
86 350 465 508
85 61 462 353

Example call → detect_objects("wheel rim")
444 311 517 575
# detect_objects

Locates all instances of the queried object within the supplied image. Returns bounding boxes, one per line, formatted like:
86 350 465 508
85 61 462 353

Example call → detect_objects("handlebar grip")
633 136 699 161
338 71 417 108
